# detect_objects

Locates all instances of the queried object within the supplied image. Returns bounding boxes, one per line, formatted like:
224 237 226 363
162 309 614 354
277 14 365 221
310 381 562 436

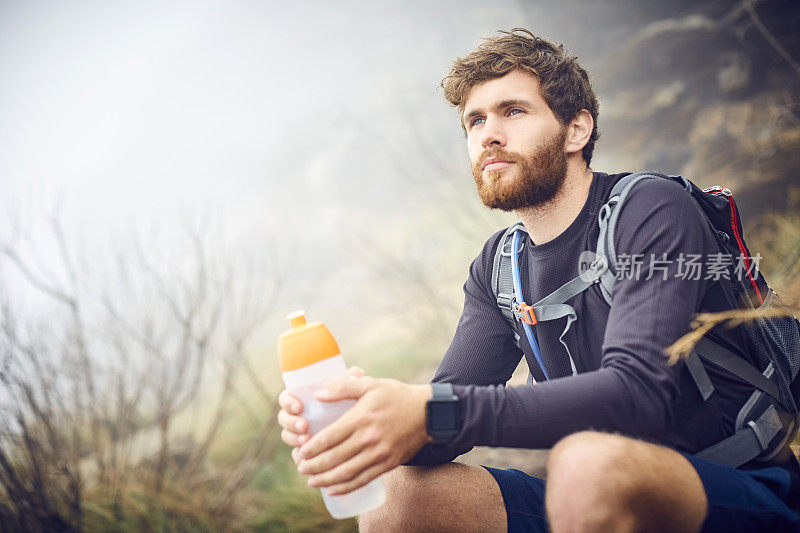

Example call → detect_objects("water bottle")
277 310 387 519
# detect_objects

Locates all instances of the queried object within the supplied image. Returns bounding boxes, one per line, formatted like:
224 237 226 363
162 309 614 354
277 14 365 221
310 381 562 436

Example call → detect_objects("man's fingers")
281 428 309 448
299 406 361 459
297 432 364 476
326 463 389 496
307 444 389 491
278 408 309 448
277 408 308 434
278 389 303 414
315 375 372 402
291 447 302 465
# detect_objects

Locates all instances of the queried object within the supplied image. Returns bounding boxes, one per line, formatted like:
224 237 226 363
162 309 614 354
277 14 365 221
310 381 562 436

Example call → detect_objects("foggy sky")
0 1 549 238
0 1 597 335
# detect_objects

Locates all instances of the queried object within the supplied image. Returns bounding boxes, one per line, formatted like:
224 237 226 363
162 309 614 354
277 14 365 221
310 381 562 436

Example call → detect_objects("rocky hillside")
521 0 800 222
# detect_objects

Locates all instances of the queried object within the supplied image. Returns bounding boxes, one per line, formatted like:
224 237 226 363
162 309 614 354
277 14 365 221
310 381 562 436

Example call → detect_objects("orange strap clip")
516 302 537 326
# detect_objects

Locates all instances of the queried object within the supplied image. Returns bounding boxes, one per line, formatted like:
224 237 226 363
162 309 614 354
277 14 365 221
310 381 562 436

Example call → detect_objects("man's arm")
442 178 716 450
296 179 718 493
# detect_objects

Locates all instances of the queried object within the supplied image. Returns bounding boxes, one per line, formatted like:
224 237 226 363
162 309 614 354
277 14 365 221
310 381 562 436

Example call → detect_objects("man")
277 29 800 531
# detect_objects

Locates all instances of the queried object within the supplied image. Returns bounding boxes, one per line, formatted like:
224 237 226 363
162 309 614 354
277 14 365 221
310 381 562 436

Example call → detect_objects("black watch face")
429 400 460 432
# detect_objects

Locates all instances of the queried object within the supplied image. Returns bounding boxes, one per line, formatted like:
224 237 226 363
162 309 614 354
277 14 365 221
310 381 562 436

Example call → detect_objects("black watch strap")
426 382 460 444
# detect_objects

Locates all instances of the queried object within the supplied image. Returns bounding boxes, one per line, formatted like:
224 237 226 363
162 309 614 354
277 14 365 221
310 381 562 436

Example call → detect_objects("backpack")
491 171 800 468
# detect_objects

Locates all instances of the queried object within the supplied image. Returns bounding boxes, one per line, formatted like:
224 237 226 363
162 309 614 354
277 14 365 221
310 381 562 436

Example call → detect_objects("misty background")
0 0 798 530
3 0 798 342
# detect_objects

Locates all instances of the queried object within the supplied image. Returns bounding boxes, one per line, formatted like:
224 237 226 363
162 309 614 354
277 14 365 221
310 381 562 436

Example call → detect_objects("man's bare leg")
358 462 506 532
360 431 707 532
546 431 708 533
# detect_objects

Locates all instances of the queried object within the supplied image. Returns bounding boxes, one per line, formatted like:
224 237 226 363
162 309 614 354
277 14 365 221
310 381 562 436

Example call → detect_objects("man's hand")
277 366 366 454
296 375 433 495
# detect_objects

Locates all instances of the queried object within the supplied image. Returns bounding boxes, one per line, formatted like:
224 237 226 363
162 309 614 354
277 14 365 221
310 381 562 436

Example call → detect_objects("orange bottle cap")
278 310 340 372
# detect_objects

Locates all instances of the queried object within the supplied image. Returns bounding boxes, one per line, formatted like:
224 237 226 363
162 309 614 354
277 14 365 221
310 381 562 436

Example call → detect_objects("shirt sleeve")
409 179 719 464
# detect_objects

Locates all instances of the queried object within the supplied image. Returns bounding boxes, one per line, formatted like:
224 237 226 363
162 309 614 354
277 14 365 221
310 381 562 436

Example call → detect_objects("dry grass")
666 208 799 364
664 306 796 365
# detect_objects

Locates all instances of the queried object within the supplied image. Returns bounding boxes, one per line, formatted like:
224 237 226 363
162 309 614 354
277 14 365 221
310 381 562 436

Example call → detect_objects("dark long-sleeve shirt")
410 172 758 466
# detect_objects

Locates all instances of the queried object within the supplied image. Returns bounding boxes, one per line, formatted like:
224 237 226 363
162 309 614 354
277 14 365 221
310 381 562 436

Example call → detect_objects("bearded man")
277 29 800 532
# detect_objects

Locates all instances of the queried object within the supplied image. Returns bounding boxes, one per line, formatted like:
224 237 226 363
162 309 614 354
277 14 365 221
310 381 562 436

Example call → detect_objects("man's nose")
480 116 506 148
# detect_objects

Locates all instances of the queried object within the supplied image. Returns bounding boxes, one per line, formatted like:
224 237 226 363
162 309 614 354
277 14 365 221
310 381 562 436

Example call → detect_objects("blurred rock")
461 446 550 478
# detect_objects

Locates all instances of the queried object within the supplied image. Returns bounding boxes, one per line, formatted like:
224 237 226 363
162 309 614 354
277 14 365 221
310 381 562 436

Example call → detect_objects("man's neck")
515 161 594 245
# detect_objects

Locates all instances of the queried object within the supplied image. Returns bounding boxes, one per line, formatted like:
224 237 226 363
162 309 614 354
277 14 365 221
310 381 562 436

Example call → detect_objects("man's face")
463 69 568 211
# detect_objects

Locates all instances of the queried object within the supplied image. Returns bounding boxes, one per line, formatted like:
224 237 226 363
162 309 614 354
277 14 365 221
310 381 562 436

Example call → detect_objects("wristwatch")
426 382 461 444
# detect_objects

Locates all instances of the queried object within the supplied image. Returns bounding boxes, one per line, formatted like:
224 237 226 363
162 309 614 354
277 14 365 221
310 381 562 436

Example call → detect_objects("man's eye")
509 108 523 116
469 117 485 128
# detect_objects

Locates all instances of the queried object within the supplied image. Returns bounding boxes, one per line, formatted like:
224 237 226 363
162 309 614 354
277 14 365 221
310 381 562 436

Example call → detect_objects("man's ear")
564 109 593 157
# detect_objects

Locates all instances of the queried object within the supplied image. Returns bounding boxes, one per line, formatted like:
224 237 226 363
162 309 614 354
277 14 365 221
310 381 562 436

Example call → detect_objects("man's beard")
472 128 568 212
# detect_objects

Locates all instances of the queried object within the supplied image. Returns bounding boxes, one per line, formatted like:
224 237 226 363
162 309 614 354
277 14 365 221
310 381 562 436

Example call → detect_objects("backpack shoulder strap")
491 222 526 338
696 403 785 468
492 220 610 379
595 172 692 304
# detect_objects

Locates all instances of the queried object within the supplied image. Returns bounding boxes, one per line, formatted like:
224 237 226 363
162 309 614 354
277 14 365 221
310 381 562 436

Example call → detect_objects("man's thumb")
315 375 369 402
347 366 365 378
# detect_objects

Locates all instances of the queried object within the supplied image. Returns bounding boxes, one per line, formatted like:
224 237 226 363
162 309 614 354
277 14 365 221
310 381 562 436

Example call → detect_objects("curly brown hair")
442 28 599 165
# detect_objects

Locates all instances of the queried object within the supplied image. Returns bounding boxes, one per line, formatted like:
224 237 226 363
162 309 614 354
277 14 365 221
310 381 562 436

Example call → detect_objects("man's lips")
482 157 515 172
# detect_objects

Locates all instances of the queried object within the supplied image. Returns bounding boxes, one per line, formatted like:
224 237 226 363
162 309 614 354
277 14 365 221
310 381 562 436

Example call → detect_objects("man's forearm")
411 365 674 463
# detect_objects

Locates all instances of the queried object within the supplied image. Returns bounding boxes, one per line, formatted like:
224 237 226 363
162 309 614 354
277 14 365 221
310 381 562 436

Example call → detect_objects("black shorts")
483 453 800 532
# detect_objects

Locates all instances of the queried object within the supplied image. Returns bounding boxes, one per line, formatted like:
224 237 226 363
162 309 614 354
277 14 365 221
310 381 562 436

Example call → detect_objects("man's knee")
547 430 633 488
358 466 434 531
548 432 646 529
358 463 505 533
545 431 706 533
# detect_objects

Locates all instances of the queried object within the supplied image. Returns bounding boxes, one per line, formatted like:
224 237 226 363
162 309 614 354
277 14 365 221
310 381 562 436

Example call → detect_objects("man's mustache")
474 148 523 172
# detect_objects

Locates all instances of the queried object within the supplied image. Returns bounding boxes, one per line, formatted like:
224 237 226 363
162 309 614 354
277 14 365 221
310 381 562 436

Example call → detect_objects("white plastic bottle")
278 310 386 519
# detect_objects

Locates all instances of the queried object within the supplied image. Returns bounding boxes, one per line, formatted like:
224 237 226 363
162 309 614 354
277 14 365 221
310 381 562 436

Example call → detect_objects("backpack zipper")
706 187 763 304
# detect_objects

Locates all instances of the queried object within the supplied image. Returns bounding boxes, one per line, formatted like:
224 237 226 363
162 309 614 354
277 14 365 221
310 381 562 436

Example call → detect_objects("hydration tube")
511 230 550 381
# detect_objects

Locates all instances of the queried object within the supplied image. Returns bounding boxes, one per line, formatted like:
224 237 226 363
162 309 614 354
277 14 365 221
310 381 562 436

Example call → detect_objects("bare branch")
0 209 281 528
0 244 72 305
743 0 800 78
